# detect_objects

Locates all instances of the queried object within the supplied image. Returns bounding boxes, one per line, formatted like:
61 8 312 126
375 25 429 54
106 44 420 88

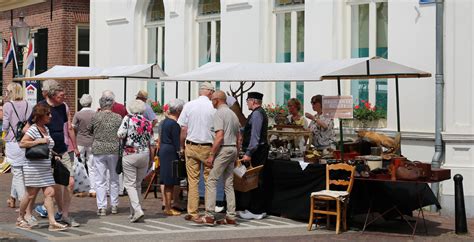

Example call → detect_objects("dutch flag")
25 39 35 71
4 34 17 69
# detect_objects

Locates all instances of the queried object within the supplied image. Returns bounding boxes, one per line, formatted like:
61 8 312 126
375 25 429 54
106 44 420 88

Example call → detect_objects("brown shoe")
184 214 198 221
193 215 215 226
216 217 238 225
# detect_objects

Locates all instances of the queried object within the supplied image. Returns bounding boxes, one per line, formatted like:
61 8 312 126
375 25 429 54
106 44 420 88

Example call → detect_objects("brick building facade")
0 0 89 112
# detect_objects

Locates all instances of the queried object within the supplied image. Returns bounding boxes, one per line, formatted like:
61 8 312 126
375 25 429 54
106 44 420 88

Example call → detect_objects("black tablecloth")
263 159 441 221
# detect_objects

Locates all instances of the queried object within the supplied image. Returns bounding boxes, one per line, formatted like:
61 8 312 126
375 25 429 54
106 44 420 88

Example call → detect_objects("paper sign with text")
322 96 353 119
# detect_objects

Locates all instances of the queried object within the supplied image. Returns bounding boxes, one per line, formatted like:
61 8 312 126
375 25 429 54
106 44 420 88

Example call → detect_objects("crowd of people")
2 80 336 230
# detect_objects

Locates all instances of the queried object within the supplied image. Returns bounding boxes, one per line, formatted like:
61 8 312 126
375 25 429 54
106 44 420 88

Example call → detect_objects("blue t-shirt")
28 100 68 153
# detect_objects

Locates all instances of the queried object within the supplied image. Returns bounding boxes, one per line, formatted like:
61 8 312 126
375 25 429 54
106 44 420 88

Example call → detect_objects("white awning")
161 57 431 82
14 64 166 81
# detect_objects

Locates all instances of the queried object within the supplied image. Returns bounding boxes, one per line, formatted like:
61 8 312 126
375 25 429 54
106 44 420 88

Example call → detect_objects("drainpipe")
431 0 444 211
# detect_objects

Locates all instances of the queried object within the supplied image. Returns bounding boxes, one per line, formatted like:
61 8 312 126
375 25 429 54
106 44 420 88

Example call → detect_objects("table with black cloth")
262 159 441 222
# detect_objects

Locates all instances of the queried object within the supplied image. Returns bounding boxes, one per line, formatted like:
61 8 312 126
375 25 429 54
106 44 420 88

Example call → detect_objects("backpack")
8 101 29 142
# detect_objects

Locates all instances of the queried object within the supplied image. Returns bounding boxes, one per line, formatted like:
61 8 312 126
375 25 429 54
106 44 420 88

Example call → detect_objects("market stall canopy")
13 63 166 81
161 57 431 82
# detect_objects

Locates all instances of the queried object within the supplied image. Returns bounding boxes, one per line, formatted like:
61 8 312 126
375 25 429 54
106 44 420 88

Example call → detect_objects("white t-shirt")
177 96 215 144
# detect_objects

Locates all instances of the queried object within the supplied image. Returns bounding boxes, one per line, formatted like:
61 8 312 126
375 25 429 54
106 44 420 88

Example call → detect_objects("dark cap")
247 92 264 100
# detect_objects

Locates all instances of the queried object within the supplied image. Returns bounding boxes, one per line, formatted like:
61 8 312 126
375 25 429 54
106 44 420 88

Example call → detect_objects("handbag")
25 127 50 160
116 116 130 174
52 155 70 186
172 153 187 179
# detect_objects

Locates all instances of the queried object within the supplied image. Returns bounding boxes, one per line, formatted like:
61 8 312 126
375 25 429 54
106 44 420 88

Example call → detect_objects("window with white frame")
197 0 221 89
274 0 304 106
146 0 165 104
350 0 388 113
77 25 90 110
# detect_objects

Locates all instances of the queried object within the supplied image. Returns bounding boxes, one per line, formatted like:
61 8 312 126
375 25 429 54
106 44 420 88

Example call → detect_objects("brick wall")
0 0 89 113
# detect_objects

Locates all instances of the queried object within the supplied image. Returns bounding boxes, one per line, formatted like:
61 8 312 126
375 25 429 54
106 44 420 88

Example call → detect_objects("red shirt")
111 102 128 118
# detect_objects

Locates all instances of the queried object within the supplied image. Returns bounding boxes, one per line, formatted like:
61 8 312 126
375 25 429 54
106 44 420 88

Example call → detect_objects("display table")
262 159 441 222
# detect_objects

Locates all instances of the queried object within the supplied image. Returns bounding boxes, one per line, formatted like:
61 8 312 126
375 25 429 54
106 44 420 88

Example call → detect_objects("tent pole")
395 75 400 132
124 77 127 105
188 81 191 101
175 81 178 98
338 77 344 162
395 75 402 156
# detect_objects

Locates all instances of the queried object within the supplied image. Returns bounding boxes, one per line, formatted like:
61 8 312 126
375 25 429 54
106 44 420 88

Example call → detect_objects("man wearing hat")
136 90 158 127
238 91 269 220
177 82 216 221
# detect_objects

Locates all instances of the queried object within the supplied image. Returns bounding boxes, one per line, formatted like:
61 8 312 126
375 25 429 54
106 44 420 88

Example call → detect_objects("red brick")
0 0 90 114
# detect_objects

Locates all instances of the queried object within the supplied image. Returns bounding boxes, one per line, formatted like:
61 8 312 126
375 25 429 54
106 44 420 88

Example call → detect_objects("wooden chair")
144 156 160 199
308 163 355 234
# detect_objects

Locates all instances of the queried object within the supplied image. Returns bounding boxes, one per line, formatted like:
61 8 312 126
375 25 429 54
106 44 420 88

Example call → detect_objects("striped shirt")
23 124 55 187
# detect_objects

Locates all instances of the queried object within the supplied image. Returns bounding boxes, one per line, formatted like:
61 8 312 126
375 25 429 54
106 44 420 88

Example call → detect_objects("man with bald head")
194 90 240 225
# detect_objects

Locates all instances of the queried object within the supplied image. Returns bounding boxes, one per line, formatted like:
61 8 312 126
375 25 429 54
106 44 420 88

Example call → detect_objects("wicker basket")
233 160 264 192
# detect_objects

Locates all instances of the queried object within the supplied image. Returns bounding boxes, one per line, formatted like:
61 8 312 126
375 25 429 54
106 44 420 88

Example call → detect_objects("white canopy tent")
15 64 167 81
160 57 430 82
162 56 431 156
14 63 166 104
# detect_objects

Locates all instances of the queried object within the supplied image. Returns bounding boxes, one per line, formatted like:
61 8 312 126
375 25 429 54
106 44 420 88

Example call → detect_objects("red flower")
354 105 359 109
361 100 366 103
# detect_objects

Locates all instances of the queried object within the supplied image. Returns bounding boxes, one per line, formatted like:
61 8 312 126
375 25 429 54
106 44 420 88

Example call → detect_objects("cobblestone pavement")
1 172 473 241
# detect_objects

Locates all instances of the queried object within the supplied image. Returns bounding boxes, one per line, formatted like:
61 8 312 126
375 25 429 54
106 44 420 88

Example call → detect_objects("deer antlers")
227 81 255 98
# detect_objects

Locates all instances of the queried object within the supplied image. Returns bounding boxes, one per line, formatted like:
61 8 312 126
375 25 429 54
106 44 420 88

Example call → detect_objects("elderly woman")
18 103 67 231
305 95 336 151
3 83 33 216
158 99 185 216
88 96 122 216
287 98 308 128
117 100 153 223
73 94 96 196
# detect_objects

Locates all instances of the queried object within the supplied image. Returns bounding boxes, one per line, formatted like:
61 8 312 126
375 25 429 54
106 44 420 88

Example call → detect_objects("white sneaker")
238 210 257 220
215 206 224 213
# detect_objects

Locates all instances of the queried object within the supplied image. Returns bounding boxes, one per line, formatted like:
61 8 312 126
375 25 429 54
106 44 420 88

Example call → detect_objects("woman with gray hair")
73 94 96 196
158 98 185 216
88 96 122 216
117 99 153 222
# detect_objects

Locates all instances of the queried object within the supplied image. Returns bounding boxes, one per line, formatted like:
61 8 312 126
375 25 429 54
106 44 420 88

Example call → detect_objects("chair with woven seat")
308 163 355 234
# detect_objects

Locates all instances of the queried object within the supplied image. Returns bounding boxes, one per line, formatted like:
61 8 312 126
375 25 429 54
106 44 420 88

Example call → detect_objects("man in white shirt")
178 82 216 221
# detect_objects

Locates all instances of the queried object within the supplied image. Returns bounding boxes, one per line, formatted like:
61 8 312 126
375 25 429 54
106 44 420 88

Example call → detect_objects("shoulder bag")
8 101 29 142
25 127 50 160
116 115 130 174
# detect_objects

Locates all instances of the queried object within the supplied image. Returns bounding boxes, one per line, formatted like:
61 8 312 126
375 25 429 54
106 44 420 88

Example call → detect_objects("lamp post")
10 14 31 78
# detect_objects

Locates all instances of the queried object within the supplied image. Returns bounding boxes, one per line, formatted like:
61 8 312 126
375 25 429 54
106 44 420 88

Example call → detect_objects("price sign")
322 96 353 119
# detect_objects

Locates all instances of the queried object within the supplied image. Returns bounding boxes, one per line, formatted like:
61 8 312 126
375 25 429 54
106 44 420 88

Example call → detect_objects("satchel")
396 162 422 181
25 127 50 160
172 153 187 179
52 155 70 186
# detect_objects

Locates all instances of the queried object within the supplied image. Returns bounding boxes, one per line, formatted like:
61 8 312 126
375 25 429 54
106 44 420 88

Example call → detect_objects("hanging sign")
25 81 38 106
322 96 353 119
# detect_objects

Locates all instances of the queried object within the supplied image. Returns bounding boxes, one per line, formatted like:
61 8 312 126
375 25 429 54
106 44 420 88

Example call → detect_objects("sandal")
164 209 181 216
48 222 67 232
16 219 32 230
7 197 16 208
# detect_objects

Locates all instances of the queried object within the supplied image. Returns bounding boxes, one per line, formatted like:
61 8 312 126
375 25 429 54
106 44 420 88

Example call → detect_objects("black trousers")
236 144 269 214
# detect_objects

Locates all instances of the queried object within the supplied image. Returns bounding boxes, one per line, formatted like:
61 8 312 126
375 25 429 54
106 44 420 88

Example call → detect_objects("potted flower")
150 101 166 123
263 104 289 126
348 100 387 128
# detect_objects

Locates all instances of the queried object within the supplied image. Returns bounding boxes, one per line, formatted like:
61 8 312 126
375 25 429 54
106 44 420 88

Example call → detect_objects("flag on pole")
4 34 17 69
25 39 35 71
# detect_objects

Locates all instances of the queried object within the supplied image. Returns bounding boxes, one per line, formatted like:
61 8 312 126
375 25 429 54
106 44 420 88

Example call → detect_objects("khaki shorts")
59 151 75 176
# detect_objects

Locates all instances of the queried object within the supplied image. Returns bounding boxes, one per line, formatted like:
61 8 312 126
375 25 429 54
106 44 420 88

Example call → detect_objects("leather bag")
25 127 50 160
52 155 70 186
396 162 422 181
172 153 187 179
